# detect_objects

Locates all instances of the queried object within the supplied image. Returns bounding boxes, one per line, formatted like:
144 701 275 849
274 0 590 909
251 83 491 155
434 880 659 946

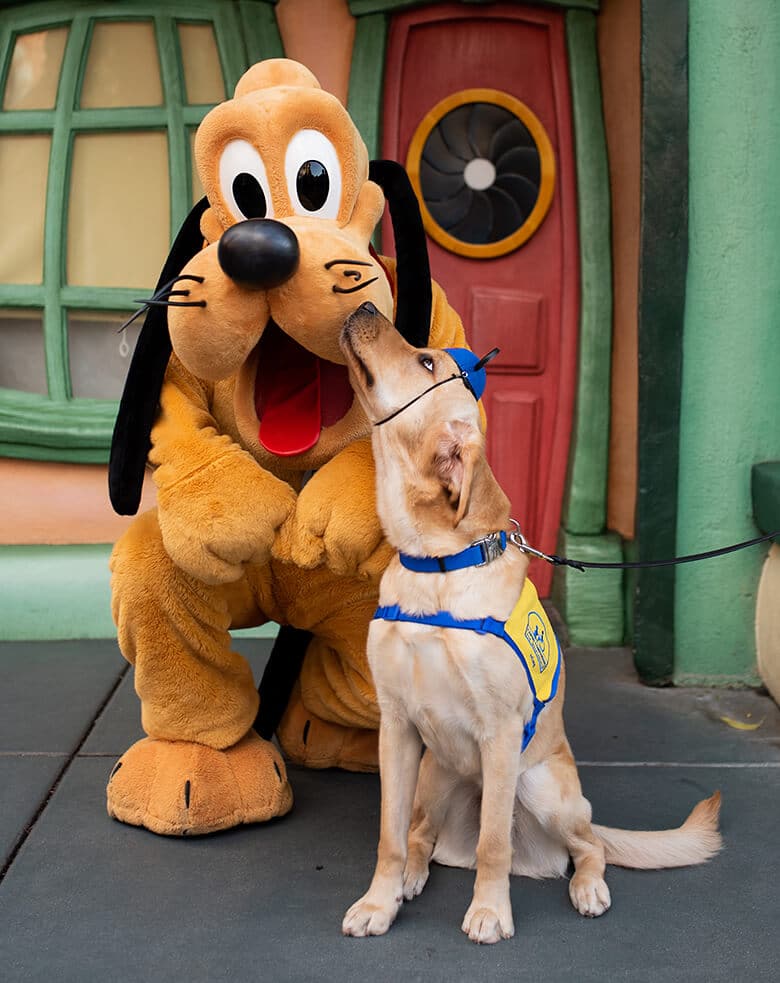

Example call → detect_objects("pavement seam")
0 751 70 757
0 662 129 885
577 761 780 768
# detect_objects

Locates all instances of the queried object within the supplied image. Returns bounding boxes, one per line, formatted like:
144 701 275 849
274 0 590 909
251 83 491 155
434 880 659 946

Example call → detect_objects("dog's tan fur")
339 306 721 944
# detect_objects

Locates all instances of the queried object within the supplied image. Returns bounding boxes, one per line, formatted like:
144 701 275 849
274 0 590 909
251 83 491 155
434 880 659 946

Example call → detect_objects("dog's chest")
369 621 526 778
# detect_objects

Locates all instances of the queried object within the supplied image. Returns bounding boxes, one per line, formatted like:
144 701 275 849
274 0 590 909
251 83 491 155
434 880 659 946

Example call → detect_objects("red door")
382 3 579 595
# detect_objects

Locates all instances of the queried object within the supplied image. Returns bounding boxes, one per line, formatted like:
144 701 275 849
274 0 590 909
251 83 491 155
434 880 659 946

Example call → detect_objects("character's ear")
368 160 431 349
108 197 210 515
431 420 482 526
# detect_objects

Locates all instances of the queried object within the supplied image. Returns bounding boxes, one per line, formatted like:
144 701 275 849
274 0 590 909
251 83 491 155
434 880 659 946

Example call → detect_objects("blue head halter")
373 347 500 427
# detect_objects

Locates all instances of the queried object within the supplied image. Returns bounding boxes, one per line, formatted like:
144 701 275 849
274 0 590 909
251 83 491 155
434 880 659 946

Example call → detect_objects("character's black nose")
217 219 300 289
358 301 379 316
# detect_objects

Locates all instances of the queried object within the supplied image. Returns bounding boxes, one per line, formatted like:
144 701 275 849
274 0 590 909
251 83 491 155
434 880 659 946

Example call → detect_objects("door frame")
347 0 622 644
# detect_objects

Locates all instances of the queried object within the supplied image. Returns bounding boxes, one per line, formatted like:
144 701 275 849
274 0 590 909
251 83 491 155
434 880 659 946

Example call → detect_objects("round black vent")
407 89 555 259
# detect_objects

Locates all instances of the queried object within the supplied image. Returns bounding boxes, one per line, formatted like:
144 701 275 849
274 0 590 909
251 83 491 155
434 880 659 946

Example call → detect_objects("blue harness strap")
373 604 562 751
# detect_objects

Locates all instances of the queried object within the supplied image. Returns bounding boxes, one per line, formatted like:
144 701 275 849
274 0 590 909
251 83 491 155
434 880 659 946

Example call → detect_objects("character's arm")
151 357 296 584
272 436 391 580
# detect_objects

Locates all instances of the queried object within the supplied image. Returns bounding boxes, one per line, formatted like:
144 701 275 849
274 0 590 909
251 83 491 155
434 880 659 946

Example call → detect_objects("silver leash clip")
508 518 556 563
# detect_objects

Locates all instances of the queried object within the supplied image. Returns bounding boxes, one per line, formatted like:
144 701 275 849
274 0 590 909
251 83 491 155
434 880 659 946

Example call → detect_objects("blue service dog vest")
374 578 561 750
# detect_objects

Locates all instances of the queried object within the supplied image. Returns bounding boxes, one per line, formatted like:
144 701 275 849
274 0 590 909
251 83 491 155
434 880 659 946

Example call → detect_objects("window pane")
68 310 139 399
0 135 50 284
3 27 68 110
80 21 162 108
67 132 169 289
189 128 205 203
178 23 224 104
0 309 47 394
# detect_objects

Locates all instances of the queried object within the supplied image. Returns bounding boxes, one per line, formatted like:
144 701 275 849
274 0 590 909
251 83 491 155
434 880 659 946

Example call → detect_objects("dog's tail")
592 791 722 869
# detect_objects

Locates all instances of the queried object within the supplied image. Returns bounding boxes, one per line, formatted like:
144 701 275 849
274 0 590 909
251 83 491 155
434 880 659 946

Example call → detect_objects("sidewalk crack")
0 662 129 884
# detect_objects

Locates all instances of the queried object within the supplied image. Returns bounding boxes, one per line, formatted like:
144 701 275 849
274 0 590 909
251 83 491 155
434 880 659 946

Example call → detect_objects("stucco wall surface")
676 1 780 683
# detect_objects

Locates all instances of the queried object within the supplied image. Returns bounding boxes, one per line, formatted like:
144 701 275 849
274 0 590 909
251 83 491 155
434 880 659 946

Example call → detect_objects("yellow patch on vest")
504 578 560 702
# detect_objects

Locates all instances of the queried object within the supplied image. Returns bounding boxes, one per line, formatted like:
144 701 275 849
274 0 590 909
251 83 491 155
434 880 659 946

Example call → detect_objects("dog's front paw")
569 873 611 917
342 893 401 937
402 856 430 900
461 901 514 944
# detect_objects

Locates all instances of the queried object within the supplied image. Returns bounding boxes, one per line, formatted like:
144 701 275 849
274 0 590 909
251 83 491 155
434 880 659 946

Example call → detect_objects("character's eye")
419 355 435 373
285 129 342 219
219 140 274 222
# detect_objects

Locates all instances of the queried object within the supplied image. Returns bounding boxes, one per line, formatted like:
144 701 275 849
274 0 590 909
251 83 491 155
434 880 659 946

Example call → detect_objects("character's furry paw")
461 902 514 944
106 732 293 836
277 681 378 772
569 873 611 917
342 892 401 937
271 443 385 577
158 461 296 584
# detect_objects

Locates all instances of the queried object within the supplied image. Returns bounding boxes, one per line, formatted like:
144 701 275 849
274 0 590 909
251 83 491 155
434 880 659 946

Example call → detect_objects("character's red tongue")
255 320 354 456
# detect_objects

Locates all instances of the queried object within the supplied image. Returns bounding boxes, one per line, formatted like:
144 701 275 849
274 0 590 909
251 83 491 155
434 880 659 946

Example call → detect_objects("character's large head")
109 59 431 514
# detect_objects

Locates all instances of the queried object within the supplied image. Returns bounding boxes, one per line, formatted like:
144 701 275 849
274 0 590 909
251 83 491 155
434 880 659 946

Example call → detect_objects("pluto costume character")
107 60 470 836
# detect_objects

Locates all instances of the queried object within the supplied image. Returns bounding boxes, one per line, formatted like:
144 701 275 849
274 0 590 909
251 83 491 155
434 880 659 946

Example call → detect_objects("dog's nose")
217 219 300 289
358 301 379 316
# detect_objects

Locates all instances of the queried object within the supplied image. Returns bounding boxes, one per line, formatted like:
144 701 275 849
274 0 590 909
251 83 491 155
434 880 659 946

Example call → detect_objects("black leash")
516 529 779 572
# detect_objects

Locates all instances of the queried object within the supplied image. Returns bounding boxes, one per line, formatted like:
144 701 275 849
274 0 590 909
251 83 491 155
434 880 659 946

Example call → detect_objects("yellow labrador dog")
339 302 721 944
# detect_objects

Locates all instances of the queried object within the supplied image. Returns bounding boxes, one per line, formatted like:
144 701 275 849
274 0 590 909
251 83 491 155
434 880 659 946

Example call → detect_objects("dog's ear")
432 420 482 526
108 196 210 515
368 160 431 348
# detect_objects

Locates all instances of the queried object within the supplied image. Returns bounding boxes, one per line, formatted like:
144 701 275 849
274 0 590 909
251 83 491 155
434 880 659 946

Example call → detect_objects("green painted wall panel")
0 544 279 641
562 10 612 536
551 531 624 646
347 12 388 163
0 544 117 640
675 0 780 683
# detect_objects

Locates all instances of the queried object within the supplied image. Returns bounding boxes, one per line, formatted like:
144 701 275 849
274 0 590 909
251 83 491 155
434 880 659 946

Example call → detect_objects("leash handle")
509 522 779 572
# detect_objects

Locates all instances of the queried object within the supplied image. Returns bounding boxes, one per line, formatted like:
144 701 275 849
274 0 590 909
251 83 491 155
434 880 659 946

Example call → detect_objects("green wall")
675 0 780 684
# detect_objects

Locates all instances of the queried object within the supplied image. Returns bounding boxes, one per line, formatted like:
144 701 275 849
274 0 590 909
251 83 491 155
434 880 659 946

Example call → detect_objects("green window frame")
0 0 280 462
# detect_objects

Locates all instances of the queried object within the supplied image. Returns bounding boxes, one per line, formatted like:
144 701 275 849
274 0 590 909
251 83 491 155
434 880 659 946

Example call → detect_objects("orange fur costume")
107 60 469 836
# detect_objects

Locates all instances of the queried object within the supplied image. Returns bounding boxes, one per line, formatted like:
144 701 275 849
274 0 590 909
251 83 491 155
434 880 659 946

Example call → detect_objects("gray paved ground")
1 638 779 983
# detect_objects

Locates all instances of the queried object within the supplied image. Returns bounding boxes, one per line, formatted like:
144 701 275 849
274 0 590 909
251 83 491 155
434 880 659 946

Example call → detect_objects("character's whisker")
118 275 206 333
332 277 379 295
117 306 149 333
156 273 205 293
142 299 207 309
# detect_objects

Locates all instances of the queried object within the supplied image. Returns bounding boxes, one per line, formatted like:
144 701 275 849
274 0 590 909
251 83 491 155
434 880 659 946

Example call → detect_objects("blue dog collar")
399 530 508 573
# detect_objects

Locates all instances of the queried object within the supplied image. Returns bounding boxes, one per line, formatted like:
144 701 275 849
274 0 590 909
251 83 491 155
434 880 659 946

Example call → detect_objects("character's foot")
277 683 378 772
106 731 293 836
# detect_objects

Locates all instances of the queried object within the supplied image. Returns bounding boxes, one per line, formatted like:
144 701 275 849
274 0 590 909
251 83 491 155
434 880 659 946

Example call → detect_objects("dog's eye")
285 129 342 220
219 140 274 222
420 356 434 373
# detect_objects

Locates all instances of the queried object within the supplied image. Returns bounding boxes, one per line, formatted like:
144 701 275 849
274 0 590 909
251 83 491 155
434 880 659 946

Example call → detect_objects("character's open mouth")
254 319 355 456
